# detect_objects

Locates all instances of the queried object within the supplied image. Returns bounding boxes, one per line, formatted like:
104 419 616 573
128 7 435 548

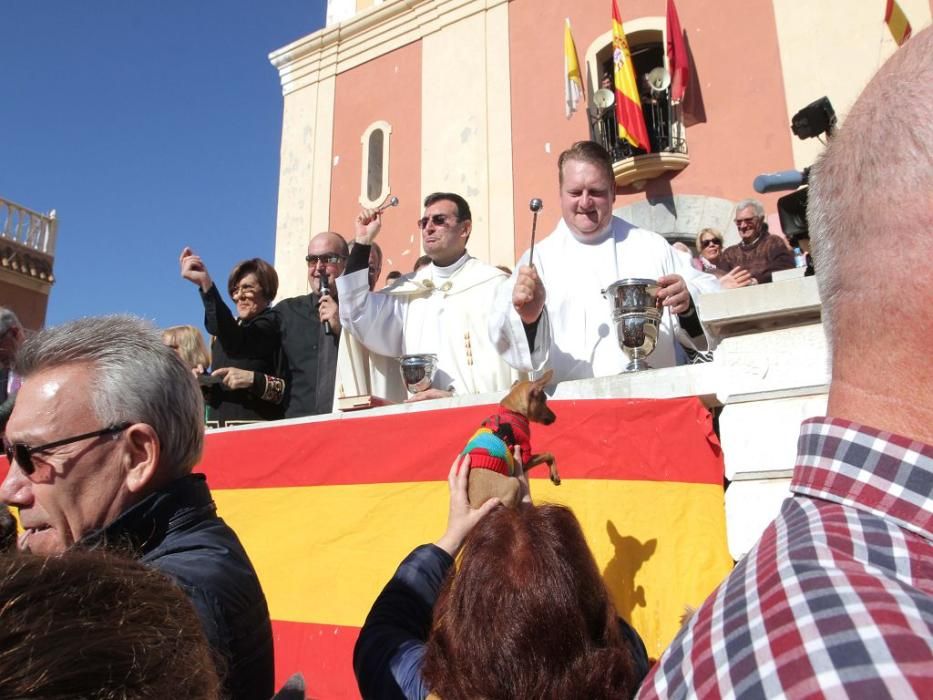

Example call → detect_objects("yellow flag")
564 18 585 118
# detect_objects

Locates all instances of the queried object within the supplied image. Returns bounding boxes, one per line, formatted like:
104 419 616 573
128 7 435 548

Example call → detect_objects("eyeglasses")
701 238 722 248
305 253 346 266
4 423 131 476
417 214 458 230
734 217 759 227
231 283 261 297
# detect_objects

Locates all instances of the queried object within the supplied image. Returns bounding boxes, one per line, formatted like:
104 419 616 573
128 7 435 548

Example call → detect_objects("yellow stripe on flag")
213 477 730 658
885 0 912 46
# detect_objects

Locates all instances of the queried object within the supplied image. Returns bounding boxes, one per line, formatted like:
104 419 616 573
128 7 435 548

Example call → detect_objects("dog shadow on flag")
601 520 657 623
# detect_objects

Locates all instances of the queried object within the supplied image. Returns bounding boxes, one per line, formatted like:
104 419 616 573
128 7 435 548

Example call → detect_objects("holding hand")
318 293 341 334
657 274 690 314
435 455 501 557
179 247 213 292
354 208 382 245
512 264 546 325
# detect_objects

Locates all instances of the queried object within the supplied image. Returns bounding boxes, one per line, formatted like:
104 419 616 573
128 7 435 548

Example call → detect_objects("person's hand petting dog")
435 455 501 557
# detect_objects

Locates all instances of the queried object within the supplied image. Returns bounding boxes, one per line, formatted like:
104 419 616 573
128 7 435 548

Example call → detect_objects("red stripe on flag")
198 397 722 489
271 620 361 699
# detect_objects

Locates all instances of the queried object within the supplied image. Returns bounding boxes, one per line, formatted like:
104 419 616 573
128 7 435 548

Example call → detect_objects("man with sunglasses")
274 231 349 417
717 198 794 284
0 315 274 700
338 192 518 400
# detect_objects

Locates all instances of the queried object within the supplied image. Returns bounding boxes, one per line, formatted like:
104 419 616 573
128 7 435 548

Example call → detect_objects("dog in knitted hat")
462 369 560 508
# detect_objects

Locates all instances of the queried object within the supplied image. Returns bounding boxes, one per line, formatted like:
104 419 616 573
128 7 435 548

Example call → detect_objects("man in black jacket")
0 315 274 700
275 231 348 417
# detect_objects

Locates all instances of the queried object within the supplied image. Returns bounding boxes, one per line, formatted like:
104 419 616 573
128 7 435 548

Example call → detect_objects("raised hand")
435 455 500 557
512 264 546 325
354 208 382 245
179 247 213 292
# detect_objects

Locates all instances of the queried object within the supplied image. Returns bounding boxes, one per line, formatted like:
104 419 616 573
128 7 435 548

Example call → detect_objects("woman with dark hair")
180 248 286 427
353 455 649 699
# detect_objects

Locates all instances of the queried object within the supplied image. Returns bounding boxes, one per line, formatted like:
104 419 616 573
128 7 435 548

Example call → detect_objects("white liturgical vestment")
337 253 520 395
489 217 720 383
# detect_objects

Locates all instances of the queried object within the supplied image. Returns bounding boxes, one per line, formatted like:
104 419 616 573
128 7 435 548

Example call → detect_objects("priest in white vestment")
332 242 408 407
337 193 520 401
489 141 720 384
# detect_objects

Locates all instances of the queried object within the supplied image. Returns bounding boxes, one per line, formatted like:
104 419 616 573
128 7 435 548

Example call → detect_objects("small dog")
462 369 560 508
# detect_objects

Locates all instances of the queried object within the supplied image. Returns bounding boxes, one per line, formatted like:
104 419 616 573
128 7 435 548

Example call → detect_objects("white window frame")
359 120 392 208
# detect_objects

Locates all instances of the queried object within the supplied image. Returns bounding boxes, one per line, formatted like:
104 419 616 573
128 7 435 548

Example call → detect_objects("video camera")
753 96 836 248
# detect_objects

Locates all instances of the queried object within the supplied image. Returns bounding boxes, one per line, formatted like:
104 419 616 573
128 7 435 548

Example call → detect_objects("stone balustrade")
0 197 57 257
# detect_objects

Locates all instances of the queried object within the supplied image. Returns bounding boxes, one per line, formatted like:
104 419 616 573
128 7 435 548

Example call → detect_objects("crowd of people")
166 142 800 423
0 26 930 700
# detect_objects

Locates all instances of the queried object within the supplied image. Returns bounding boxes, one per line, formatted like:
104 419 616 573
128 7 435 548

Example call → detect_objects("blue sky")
0 1 325 331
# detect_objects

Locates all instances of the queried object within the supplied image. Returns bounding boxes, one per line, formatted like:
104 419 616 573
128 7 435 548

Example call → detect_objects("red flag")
612 0 650 151
666 0 688 103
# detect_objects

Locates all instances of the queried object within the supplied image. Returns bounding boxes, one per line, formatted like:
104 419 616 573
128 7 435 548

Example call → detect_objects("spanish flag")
612 0 650 151
885 0 912 46
564 18 585 118
200 397 732 697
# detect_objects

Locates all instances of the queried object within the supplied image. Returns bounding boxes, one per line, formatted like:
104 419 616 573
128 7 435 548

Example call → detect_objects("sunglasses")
701 238 722 248
4 423 131 476
417 214 458 231
305 253 346 266
734 217 759 227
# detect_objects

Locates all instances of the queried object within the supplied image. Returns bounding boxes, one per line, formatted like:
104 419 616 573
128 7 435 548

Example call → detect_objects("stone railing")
0 197 57 257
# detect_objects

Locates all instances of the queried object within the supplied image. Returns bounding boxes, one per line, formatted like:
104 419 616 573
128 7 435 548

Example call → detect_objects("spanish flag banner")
200 397 731 698
564 18 585 118
884 0 912 46
612 0 650 151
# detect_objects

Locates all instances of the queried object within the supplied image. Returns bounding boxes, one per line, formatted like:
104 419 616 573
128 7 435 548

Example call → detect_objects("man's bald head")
306 231 349 293
808 26 933 441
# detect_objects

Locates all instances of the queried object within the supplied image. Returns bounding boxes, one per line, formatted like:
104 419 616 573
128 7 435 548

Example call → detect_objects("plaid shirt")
637 417 933 699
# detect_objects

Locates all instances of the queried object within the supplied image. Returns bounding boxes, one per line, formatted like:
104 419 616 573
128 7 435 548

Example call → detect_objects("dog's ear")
534 369 554 388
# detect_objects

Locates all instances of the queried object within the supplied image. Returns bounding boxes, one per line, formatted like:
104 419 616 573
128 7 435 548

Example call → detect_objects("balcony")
0 197 57 286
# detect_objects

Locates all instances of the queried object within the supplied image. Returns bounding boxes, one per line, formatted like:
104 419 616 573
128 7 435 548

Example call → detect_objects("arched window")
584 17 688 185
359 121 392 207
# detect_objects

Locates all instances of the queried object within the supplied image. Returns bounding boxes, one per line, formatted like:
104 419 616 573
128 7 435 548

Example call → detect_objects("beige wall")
773 0 932 169
275 0 932 291
273 76 337 300
420 0 515 267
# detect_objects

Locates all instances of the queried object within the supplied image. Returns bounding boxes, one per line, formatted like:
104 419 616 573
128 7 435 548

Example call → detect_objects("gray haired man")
0 315 274 700
717 197 795 284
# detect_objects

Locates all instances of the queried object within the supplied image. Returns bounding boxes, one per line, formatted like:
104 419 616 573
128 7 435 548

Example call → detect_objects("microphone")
319 270 333 336
753 169 808 194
